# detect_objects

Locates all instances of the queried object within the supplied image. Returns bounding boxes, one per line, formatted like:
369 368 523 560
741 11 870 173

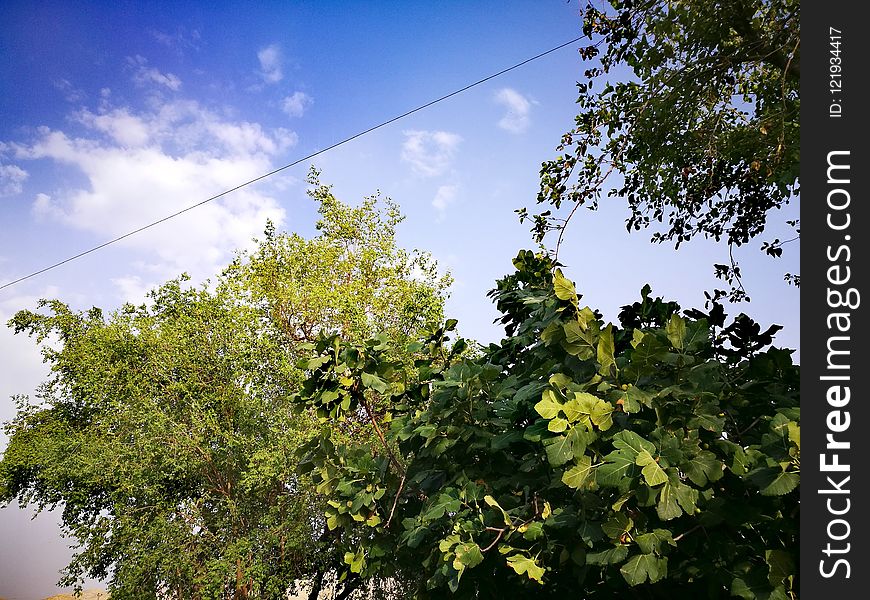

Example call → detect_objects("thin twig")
482 528 506 552
673 524 703 542
360 394 405 476
384 473 406 529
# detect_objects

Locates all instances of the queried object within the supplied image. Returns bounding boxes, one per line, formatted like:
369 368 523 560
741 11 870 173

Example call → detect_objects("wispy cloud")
282 91 313 118
257 44 283 84
494 88 533 133
128 55 182 91
0 163 28 196
401 130 462 177
53 79 86 103
432 184 458 220
148 27 202 54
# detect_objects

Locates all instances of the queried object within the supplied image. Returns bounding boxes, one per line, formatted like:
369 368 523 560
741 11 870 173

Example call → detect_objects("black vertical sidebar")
801 1 868 597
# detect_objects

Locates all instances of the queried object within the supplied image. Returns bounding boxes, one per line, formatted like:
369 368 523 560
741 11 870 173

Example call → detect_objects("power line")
0 36 582 292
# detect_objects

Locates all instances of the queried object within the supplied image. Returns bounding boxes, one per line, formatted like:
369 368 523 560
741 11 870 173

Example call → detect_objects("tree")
525 0 800 300
0 171 449 599
294 250 799 598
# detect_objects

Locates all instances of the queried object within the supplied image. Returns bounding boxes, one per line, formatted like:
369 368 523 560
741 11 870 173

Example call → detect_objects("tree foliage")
294 251 799 598
0 173 449 599
525 0 800 300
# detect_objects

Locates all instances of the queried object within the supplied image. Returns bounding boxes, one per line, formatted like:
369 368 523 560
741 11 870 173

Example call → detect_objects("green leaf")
553 270 577 301
586 544 629 565
590 400 614 431
601 512 633 540
562 455 595 489
544 435 574 467
484 495 512 526
620 554 667 585
635 529 675 555
547 417 569 433
534 389 562 420
766 549 794 586
597 323 617 376
787 422 800 449
612 430 656 457
567 425 596 459
361 371 388 393
656 482 683 521
622 384 652 413
522 521 545 541
423 493 461 522
636 451 668 486
506 554 545 583
683 451 724 486
597 451 637 488
345 548 366 574
455 542 484 569
666 314 686 350
748 468 800 496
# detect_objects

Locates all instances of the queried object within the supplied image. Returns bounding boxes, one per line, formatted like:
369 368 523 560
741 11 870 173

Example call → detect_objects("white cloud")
494 88 533 133
0 163 28 196
31 193 63 220
257 44 283 84
111 275 153 305
432 184 458 220
282 91 313 118
401 130 462 177
10 96 294 283
128 55 182 91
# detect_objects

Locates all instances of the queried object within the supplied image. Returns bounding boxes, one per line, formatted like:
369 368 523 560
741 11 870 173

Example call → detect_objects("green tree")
526 0 800 300
0 172 449 599
294 251 799 598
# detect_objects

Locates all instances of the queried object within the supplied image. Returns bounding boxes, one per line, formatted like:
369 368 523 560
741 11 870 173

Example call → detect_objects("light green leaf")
455 542 484 569
636 451 668 486
787 422 800 449
612 430 656 457
534 389 562 420
361 371 388 393
591 400 614 431
506 554 545 583
553 270 577 301
345 549 366 573
484 495 512 526
666 314 686 350
562 455 595 489
522 521 545 541
597 323 617 376
547 417 569 433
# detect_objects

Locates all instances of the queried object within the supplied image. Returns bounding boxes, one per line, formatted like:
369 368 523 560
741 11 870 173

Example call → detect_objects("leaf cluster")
294 251 799 598
525 0 800 298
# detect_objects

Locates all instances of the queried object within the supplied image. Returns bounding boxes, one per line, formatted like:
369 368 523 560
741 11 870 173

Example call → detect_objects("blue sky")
0 2 799 597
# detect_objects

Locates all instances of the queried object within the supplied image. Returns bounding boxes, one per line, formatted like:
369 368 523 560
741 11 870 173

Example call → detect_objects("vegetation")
294 251 799 598
0 172 449 599
525 0 800 300
2 2 801 598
